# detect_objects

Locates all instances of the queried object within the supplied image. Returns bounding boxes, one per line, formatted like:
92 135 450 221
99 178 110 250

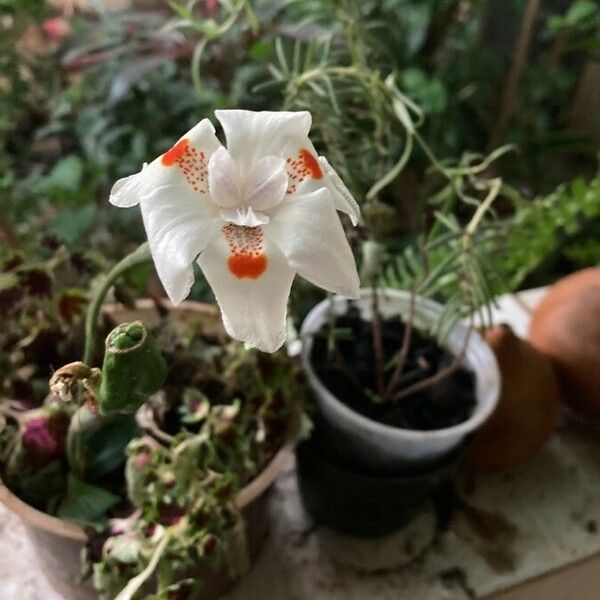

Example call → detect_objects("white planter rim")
300 289 500 442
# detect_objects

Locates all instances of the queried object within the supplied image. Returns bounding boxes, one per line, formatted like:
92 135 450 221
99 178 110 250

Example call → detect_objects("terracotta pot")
528 268 600 420
468 325 562 470
0 300 296 599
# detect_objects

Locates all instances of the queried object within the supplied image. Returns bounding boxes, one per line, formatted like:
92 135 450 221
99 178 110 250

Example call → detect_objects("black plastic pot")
296 417 468 537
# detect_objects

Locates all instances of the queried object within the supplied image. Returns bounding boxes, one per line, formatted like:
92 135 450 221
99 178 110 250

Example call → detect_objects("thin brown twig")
487 0 540 151
392 323 473 402
370 285 386 399
0 216 17 249
386 285 417 398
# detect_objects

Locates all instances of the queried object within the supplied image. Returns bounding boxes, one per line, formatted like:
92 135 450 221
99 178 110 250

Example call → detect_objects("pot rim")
0 298 296 542
300 288 500 442
0 434 295 542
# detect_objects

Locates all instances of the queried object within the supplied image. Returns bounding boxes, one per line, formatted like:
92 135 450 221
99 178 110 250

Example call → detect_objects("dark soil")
311 305 476 431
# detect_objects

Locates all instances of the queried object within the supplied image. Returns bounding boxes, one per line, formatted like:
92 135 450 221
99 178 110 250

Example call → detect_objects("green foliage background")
1 0 599 288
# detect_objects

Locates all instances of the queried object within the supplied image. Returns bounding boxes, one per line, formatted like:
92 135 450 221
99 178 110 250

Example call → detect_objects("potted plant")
266 26 511 536
1 109 364 597
296 251 503 537
0 259 303 599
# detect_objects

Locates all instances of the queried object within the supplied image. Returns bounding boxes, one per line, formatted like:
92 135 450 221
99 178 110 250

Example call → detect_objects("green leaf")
400 69 447 114
49 204 97 244
0 272 19 291
248 40 271 61
57 474 120 529
67 405 138 481
564 0 598 26
35 155 84 194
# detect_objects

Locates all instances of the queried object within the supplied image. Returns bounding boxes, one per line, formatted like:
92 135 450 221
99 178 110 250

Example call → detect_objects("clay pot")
528 268 600 420
0 300 296 600
468 325 562 470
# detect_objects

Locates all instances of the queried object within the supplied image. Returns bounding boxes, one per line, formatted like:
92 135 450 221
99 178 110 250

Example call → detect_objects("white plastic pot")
300 289 501 472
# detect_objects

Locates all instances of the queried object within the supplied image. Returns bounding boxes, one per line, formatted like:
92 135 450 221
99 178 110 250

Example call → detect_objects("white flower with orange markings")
110 110 360 352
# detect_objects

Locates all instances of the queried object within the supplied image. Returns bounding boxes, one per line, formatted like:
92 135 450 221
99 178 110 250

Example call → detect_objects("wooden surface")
2 288 600 600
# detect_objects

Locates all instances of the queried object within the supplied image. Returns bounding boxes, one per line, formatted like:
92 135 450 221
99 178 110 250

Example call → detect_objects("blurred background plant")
1 1 599 593
0 239 107 406
1 0 599 291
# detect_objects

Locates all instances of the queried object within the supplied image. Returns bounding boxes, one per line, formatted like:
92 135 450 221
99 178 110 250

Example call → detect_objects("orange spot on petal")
161 138 189 166
299 148 323 179
228 253 267 279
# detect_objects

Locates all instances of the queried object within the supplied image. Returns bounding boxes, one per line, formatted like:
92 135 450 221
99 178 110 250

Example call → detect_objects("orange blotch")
228 253 268 279
161 138 190 166
299 148 323 179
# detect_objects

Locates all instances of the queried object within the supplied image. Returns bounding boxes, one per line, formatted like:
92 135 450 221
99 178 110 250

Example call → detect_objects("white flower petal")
208 146 243 208
183 118 222 151
109 169 146 208
140 184 220 305
215 110 311 169
219 206 270 227
197 227 295 352
318 156 361 225
265 188 360 299
243 155 288 211
216 110 345 206
109 119 221 208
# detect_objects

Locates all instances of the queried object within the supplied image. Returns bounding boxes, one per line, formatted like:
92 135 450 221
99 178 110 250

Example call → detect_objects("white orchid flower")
110 110 360 352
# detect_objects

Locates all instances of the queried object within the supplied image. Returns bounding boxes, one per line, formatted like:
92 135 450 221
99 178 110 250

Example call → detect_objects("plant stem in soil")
386 286 417 397
392 325 473 402
370 285 386 400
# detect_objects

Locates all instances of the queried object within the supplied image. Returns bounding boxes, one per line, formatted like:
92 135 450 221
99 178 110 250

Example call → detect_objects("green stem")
115 533 170 600
465 178 502 237
367 132 414 200
83 243 153 366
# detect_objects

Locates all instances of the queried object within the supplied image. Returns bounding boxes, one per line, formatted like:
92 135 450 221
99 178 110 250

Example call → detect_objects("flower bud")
4 407 69 506
20 409 70 470
97 321 167 415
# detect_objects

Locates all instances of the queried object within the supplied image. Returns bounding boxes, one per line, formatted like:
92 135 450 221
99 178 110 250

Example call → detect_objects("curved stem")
83 242 153 366
386 284 417 397
115 533 170 600
367 132 414 200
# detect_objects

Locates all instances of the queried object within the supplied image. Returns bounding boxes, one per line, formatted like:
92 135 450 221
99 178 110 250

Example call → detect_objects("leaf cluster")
0 240 108 406
86 313 302 598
